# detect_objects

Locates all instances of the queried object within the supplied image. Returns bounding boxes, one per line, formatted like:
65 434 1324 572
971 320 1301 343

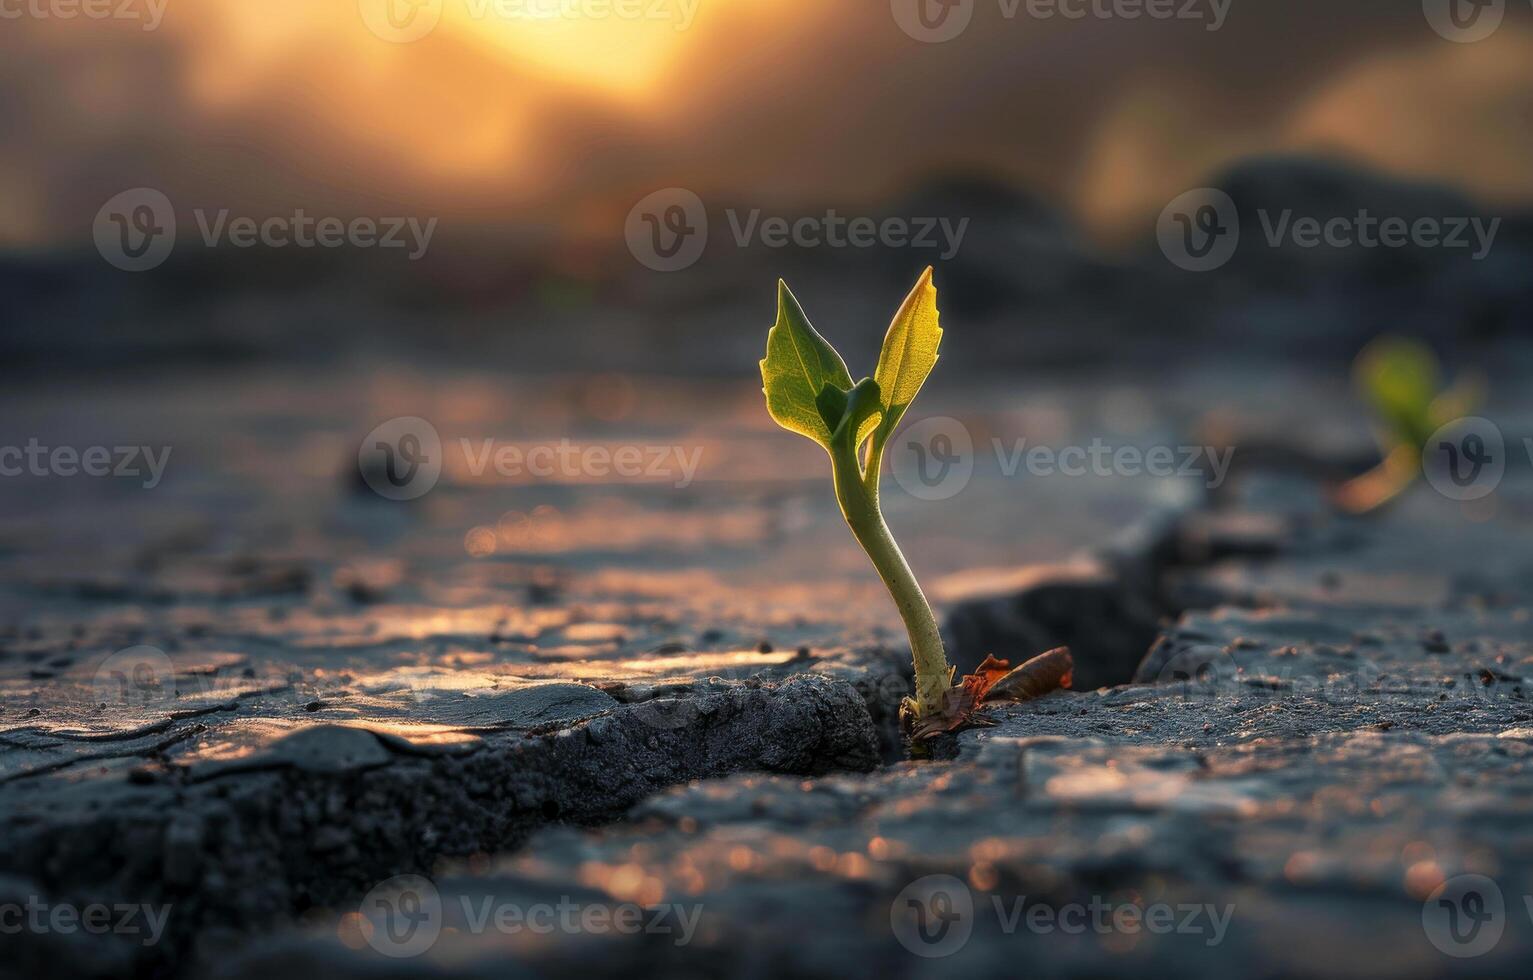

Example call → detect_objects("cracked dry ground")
3 368 1532 978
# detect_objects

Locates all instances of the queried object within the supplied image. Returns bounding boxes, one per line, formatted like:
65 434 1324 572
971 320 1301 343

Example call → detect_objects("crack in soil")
0 675 880 977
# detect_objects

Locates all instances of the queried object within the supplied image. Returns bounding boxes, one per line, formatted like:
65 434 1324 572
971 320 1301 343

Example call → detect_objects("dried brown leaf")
907 648 1074 741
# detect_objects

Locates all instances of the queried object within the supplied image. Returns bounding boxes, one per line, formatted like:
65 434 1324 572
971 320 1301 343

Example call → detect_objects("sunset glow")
2 2 1530 245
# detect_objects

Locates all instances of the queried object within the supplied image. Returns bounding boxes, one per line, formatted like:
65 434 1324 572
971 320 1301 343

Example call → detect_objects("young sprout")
760 267 952 724
1336 336 1481 514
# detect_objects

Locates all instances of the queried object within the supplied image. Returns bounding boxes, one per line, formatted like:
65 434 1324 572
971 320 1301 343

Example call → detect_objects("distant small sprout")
1337 336 1481 514
759 268 953 725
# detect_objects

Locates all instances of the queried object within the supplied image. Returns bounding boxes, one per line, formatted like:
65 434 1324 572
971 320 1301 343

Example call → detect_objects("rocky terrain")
3 363 1531 978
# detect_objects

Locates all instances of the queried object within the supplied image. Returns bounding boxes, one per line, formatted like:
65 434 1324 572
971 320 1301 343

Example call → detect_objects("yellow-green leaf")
1353 336 1440 449
760 280 854 449
833 377 883 451
872 266 943 444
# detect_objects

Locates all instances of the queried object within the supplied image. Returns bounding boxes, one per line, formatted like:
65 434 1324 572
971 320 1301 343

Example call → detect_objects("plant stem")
1334 443 1419 515
830 444 951 719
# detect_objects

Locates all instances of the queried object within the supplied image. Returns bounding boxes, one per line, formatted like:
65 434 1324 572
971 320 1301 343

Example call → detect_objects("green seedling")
760 268 952 724
1337 336 1481 514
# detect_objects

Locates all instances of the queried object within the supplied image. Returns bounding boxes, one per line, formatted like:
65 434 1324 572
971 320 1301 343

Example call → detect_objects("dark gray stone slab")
208 727 1533 979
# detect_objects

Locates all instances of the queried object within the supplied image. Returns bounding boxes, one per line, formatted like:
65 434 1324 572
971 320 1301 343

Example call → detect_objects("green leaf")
760 280 855 450
815 383 849 434
831 378 883 451
1429 375 1483 430
870 266 943 454
1354 336 1440 449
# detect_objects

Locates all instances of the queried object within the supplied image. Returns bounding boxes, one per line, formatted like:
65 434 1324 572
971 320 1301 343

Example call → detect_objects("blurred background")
3 0 1532 664
4 0 1532 376
9 8 1533 977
